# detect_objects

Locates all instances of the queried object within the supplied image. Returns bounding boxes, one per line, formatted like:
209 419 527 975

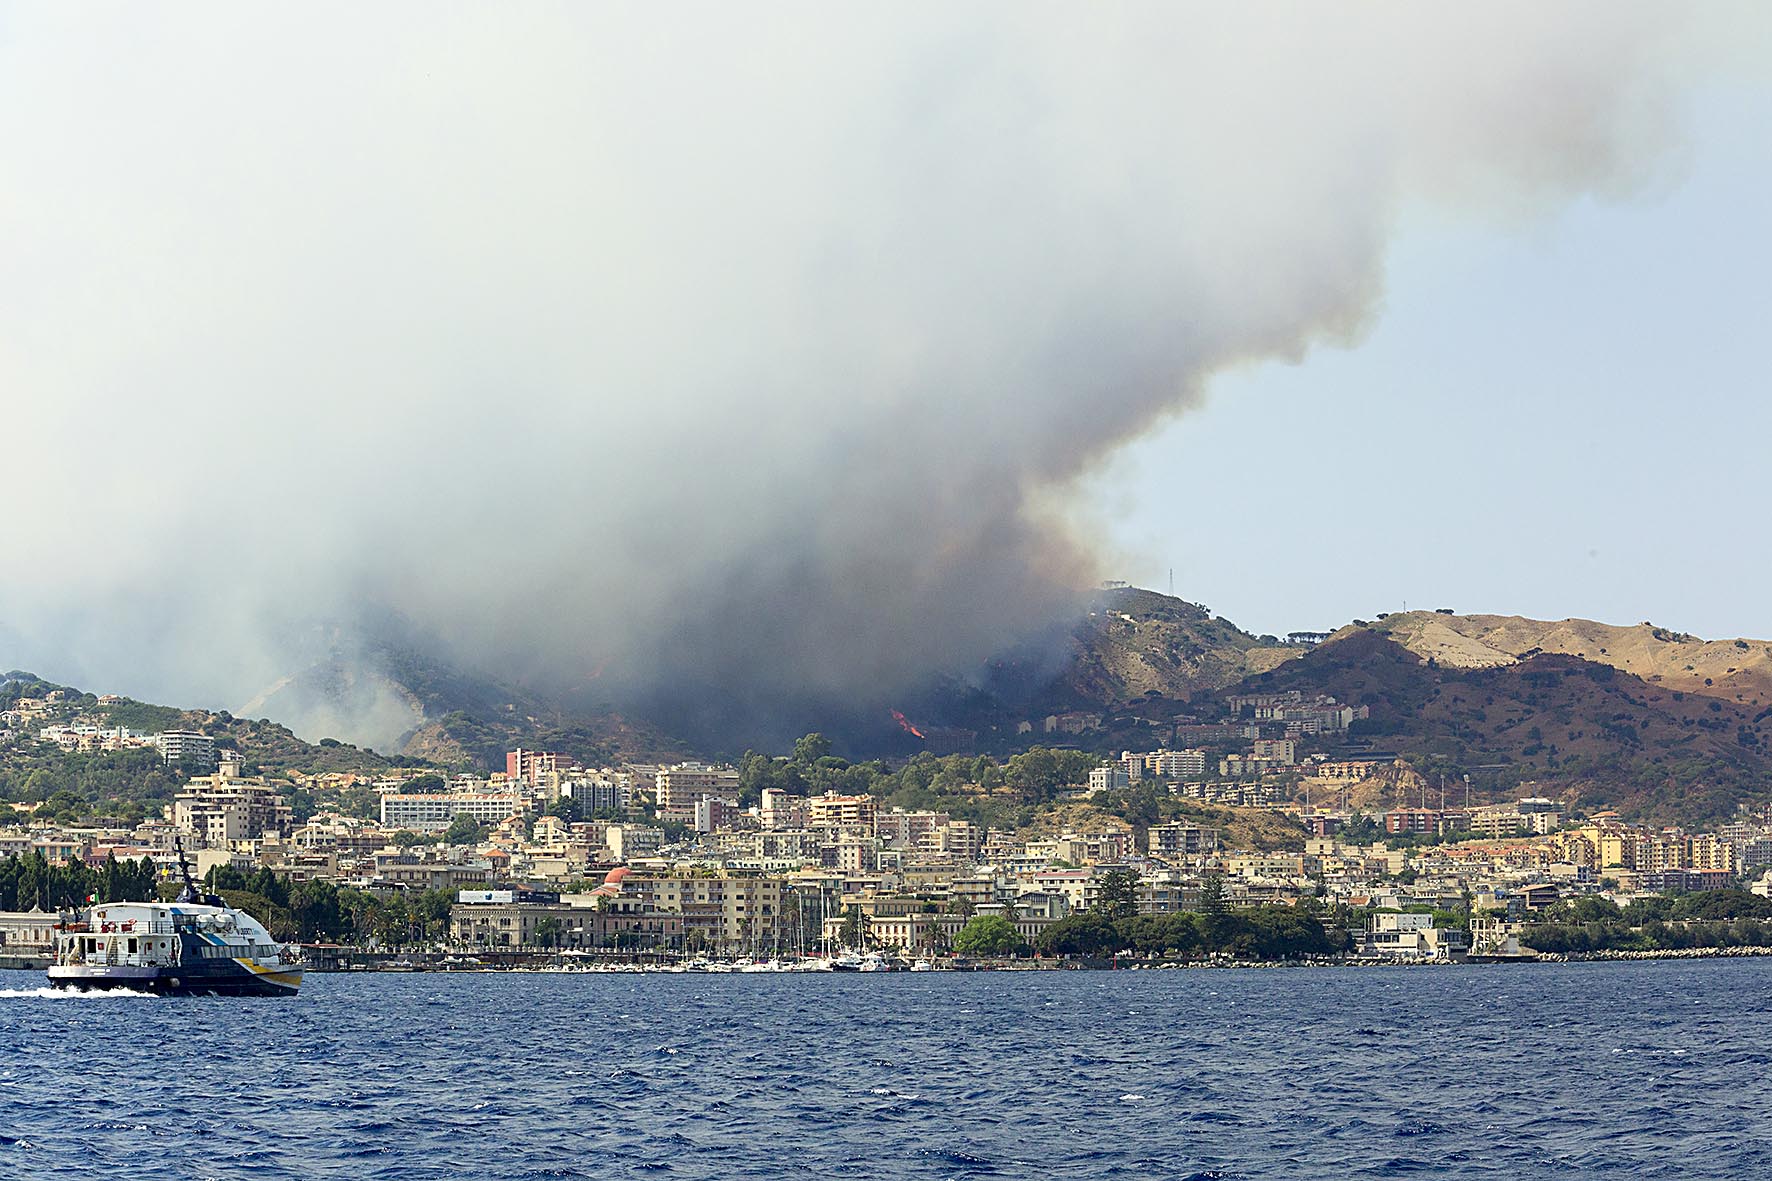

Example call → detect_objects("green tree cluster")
1521 889 1772 953
443 813 487 845
733 735 1102 831
0 851 158 910
953 914 1023 957
1036 900 1347 961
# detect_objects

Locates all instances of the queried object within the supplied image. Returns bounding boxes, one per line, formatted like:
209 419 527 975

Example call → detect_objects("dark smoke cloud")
0 4 1758 749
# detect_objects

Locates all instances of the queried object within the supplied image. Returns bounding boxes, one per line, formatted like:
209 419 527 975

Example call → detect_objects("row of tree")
1521 888 1772 953
1522 917 1772 954
0 850 160 911
1033 905 1350 960
199 864 457 946
0 854 462 950
946 904 1351 962
943 871 1352 961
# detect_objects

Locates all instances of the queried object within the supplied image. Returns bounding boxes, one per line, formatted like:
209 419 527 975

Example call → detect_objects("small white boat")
911 959 934 972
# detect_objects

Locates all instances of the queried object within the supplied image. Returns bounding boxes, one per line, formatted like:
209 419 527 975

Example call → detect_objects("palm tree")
534 917 563 950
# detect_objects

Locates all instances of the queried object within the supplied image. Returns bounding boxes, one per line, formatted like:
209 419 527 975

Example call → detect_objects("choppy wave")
2 962 1770 1178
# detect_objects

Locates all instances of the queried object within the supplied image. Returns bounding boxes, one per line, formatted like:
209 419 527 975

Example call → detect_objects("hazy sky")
1085 79 1772 640
1 4 1768 743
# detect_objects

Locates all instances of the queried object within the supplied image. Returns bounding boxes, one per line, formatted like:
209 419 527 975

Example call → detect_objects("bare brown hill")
1359 611 1772 710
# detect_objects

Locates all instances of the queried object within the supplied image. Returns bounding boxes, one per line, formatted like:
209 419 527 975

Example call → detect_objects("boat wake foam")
0 986 155 999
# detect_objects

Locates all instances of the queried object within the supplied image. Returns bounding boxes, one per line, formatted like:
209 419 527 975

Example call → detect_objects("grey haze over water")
0 4 1761 747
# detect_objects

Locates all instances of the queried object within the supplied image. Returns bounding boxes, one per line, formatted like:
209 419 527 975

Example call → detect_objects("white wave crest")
0 986 155 999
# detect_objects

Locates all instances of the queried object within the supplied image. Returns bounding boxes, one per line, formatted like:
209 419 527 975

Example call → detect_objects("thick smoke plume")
0 4 1755 749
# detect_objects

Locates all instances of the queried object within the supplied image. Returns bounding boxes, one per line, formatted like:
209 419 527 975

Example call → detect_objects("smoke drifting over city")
0 5 1752 749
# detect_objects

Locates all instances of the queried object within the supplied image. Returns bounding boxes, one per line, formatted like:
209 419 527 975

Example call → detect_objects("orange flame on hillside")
890 709 925 740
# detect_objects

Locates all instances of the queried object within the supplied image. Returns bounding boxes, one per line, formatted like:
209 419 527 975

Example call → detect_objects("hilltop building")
154 730 216 768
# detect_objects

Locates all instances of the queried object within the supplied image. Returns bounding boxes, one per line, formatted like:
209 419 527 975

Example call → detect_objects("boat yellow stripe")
231 959 304 985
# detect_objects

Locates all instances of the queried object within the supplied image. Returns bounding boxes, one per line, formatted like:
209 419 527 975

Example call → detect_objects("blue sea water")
2 960 1770 1179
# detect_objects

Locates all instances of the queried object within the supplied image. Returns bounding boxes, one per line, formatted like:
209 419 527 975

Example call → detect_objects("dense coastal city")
7 674 1772 975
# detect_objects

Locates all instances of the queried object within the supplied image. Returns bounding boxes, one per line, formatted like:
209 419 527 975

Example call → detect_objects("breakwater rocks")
1537 945 1772 963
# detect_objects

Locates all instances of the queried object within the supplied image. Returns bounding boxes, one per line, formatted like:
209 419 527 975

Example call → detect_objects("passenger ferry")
46 853 303 997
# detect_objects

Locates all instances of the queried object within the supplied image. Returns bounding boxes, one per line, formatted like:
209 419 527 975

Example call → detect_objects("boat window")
128 939 138 954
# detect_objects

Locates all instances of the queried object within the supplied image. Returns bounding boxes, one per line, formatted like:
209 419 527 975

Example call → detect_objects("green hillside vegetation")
739 737 1103 830
736 736 1306 847
142 709 407 777
0 673 430 823
95 699 186 733
0 747 191 825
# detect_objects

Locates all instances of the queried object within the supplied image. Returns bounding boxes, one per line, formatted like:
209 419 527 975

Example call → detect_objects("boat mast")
174 837 200 904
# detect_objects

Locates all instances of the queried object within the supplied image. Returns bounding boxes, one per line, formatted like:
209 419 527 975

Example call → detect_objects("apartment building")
561 774 627 814
759 789 808 831
605 871 787 950
1150 749 1208 781
606 824 665 861
154 730 217 767
918 819 982 862
373 852 495 892
1467 798 1563 839
379 792 525 834
1147 821 1218 858
877 808 951 849
170 765 292 842
655 763 741 819
806 792 878 832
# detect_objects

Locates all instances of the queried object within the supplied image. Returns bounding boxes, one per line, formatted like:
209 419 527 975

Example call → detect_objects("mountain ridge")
16 589 1772 826
1349 610 1772 710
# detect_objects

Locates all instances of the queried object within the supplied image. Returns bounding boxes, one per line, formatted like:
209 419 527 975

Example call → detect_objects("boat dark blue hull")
48 960 303 997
